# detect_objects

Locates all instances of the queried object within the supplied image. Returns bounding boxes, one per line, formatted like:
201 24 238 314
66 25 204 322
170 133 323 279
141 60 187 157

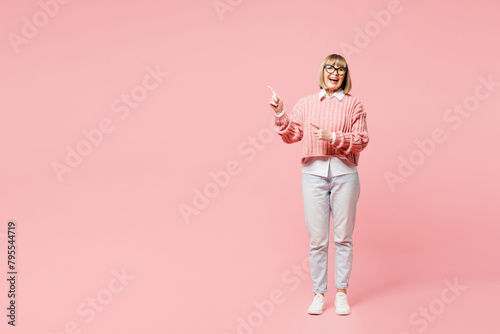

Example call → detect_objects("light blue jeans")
302 169 360 293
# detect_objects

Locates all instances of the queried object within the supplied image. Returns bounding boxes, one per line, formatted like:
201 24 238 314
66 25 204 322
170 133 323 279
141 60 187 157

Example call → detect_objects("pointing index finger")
268 85 278 96
310 123 320 129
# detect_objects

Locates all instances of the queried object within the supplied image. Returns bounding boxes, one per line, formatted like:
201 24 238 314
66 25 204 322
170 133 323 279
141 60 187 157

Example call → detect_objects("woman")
268 54 369 316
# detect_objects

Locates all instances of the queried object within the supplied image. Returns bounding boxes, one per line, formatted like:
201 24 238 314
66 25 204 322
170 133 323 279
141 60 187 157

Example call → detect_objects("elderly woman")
268 54 369 316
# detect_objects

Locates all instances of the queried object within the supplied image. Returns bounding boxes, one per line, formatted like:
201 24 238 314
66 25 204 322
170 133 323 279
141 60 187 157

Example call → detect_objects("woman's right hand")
268 85 283 115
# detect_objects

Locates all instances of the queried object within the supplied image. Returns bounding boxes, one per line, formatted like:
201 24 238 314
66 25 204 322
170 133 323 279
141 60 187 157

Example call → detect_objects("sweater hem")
301 154 358 166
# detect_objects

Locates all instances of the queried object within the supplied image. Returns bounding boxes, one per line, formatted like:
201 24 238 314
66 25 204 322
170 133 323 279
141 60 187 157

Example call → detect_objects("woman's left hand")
311 123 333 142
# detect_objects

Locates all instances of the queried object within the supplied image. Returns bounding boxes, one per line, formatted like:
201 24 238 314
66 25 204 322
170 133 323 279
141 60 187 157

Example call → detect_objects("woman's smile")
326 75 342 91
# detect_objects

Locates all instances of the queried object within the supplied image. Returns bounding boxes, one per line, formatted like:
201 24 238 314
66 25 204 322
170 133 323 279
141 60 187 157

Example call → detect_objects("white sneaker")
334 292 351 315
308 293 325 315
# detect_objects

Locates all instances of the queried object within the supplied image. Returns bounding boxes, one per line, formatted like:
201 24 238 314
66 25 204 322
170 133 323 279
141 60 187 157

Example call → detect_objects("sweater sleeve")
274 98 304 144
332 99 369 154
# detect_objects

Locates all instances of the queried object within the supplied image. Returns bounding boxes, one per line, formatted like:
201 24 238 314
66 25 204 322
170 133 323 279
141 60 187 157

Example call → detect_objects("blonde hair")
318 54 352 94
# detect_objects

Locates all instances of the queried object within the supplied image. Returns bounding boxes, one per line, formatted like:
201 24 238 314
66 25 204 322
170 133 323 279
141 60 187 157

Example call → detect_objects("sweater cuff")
275 110 285 117
330 132 336 144
332 131 344 148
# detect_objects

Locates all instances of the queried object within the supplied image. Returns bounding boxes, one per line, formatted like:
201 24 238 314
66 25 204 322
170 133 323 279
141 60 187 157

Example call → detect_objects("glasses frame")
324 65 347 76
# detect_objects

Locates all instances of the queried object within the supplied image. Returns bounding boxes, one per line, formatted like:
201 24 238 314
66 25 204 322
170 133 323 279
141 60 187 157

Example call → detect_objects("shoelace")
312 294 324 304
336 293 348 306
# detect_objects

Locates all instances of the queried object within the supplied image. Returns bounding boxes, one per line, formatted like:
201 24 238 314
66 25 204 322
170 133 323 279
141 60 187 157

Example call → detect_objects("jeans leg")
302 172 331 294
330 172 360 289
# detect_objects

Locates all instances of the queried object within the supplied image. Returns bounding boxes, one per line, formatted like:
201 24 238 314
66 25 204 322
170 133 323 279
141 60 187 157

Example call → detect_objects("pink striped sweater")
274 91 369 166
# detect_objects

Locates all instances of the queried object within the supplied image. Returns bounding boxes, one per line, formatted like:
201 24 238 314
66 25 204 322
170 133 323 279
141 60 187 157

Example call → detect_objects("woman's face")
323 62 345 92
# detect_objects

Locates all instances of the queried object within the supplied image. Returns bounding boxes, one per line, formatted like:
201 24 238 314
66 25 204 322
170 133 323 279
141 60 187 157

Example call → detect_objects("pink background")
1 0 499 333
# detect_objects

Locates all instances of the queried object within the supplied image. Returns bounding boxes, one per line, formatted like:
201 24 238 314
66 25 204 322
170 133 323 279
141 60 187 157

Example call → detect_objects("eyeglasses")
324 65 346 76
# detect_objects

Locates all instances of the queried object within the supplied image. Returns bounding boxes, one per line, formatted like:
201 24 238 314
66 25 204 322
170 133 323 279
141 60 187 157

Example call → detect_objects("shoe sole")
335 310 351 315
308 305 326 315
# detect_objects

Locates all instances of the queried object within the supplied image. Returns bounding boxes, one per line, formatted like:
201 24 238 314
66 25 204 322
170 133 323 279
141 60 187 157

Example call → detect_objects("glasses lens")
325 65 346 75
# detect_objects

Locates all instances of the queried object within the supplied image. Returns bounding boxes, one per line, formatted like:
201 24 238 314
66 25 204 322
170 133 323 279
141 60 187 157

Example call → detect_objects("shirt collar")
319 88 345 101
